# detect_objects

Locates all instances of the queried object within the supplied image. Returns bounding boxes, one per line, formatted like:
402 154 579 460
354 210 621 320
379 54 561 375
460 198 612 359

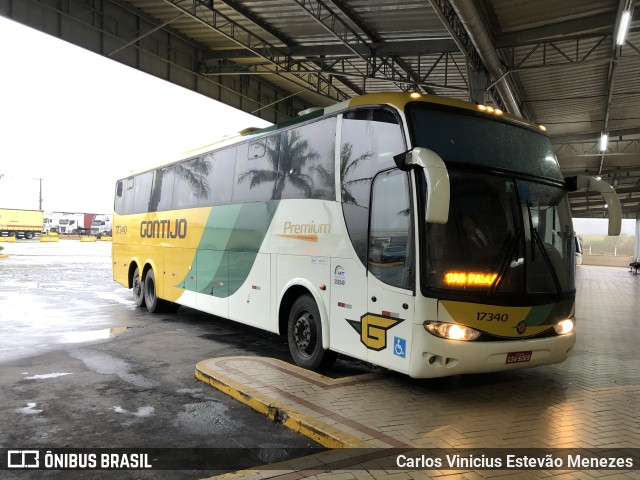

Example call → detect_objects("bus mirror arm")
565 175 622 236
394 147 450 224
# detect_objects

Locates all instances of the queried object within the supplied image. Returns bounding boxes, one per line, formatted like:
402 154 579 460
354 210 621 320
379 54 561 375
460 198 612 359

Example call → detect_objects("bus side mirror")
565 175 622 236
394 147 450 224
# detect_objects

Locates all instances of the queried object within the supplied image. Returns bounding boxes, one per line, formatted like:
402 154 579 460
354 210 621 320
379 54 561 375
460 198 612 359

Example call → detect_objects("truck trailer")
58 213 98 235
0 208 44 239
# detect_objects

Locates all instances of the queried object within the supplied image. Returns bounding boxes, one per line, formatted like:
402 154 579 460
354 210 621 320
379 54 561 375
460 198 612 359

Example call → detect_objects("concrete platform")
196 265 640 479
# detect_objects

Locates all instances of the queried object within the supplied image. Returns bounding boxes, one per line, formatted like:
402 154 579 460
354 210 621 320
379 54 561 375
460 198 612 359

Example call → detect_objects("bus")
112 92 621 378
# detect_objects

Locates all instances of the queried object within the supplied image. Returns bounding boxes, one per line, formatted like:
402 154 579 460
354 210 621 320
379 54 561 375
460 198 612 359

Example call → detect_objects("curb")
195 360 367 450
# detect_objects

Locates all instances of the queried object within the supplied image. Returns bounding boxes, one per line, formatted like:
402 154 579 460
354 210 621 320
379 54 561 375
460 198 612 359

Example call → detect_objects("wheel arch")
127 258 158 289
127 260 142 289
278 279 330 350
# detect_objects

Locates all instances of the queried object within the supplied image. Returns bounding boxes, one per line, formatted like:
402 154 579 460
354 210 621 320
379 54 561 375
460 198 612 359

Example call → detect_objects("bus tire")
287 295 337 372
143 268 170 314
132 266 145 308
25 232 34 239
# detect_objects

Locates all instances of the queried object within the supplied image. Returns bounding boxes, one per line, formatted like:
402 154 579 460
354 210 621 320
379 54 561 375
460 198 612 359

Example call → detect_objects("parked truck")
0 208 44 239
90 214 112 237
43 211 68 233
58 213 98 235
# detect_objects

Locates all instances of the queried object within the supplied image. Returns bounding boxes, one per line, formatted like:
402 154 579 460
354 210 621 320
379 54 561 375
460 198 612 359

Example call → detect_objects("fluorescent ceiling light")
617 11 631 45
600 133 608 151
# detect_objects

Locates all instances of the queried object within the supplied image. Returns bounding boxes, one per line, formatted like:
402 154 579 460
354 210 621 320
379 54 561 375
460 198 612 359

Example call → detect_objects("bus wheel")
132 266 145 307
287 295 337 371
143 269 170 314
25 232 34 239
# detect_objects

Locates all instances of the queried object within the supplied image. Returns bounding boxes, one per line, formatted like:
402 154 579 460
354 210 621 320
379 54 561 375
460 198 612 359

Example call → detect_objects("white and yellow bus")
112 92 621 378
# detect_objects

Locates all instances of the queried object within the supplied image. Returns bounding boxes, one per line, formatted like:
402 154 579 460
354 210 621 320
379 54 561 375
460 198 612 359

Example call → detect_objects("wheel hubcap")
294 313 312 353
133 277 142 297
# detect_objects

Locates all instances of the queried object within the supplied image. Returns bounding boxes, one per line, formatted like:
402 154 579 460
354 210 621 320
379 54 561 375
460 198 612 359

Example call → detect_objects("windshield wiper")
526 201 563 297
488 226 523 296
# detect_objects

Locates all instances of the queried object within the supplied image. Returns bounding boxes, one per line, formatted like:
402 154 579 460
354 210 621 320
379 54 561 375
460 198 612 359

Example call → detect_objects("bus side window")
340 108 406 266
280 117 336 201
123 177 135 215
149 166 176 212
172 157 209 210
132 171 153 214
233 134 281 202
114 180 125 214
369 169 413 290
198 148 234 207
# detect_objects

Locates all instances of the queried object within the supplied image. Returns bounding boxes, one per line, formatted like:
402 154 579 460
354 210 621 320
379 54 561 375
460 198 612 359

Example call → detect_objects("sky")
0 16 270 214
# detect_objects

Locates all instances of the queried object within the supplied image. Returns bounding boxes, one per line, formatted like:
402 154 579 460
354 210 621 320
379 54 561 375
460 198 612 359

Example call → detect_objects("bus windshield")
408 105 575 303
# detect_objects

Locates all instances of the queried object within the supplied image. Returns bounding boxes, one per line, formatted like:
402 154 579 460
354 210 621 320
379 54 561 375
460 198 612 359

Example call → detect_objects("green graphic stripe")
523 299 574 326
178 201 279 297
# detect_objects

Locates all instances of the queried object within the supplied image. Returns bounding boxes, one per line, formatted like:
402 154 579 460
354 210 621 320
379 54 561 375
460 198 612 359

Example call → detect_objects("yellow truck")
0 208 44 239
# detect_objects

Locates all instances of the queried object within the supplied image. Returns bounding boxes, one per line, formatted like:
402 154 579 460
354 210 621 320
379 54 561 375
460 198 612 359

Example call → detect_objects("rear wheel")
132 266 145 307
143 269 173 313
287 295 337 371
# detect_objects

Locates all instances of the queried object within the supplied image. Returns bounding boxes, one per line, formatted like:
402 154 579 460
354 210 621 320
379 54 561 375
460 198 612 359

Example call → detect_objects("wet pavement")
0 240 335 479
3 241 639 480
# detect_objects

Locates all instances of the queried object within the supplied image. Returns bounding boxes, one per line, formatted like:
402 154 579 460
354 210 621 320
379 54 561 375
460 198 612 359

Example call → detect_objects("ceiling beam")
494 12 617 48
160 0 352 102
203 39 460 61
289 0 421 92
551 127 640 143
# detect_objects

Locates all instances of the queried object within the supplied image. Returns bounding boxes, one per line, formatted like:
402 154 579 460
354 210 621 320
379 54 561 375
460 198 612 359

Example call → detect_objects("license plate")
506 351 532 364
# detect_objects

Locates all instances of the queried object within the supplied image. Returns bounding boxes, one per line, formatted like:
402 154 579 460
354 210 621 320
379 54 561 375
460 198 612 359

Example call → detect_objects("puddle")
69 350 159 389
112 406 155 418
24 372 73 380
60 327 129 344
175 402 239 434
16 403 43 415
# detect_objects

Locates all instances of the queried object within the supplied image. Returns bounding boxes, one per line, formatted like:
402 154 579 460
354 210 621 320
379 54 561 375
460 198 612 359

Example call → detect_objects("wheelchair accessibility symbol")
393 336 406 359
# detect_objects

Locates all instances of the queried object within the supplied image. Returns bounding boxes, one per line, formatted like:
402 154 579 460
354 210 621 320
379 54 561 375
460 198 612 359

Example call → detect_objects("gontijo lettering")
140 219 187 239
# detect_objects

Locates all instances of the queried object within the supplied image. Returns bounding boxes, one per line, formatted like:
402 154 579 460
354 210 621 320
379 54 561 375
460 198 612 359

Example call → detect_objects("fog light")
554 318 574 335
424 321 480 341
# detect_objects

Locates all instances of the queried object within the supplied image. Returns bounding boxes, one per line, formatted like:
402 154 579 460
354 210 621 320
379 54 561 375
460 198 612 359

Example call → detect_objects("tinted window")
123 177 135 214
132 172 153 214
172 157 212 210
149 165 175 212
114 180 126 214
408 104 563 182
340 108 405 265
369 169 413 289
198 148 235 206
280 118 336 200
233 134 281 202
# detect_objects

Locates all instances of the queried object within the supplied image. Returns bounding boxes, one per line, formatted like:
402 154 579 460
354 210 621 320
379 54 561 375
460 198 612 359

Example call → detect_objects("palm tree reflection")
237 130 322 199
149 156 212 211
340 143 373 206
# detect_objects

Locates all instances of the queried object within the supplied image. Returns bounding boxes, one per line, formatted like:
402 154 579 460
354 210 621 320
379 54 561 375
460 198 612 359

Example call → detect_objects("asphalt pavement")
0 240 336 479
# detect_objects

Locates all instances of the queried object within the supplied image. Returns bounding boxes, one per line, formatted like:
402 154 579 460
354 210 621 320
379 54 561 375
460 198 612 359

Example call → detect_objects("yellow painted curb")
0 237 16 242
80 236 97 242
99 236 112 241
0 253 8 259
40 235 59 242
195 362 368 450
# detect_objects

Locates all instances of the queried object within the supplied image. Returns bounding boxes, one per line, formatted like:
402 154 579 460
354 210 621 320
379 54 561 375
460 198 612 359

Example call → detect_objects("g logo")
347 313 404 351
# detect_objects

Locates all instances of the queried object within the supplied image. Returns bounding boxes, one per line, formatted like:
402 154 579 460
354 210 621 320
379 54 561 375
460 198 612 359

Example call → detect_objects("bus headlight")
554 318 575 335
423 321 480 341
